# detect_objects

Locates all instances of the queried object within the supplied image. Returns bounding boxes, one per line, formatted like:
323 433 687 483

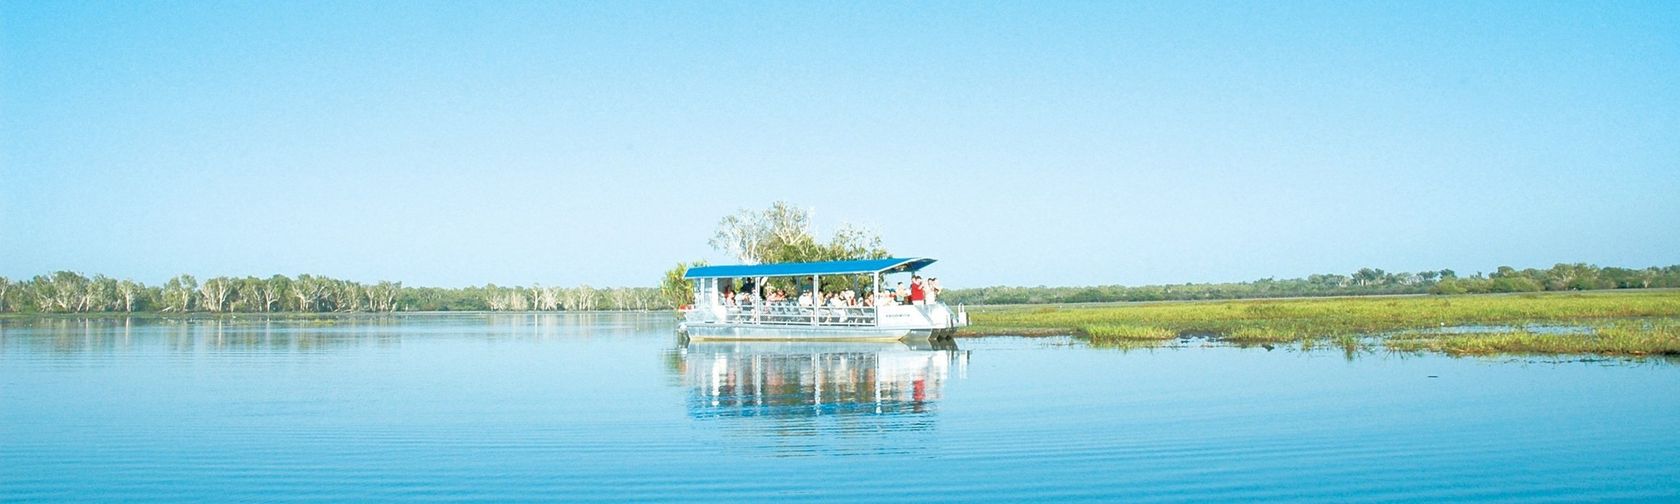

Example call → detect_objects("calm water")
3 313 1677 502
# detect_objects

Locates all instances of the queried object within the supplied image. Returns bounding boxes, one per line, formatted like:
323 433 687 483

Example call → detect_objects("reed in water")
958 290 1680 357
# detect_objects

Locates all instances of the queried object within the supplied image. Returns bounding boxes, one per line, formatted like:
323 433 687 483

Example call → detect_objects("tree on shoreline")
163 275 196 313
660 261 706 309
0 273 671 315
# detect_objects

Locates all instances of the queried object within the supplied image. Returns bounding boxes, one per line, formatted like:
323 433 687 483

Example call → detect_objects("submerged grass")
956 290 1680 357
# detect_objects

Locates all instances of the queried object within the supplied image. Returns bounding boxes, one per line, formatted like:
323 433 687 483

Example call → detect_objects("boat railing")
708 303 879 327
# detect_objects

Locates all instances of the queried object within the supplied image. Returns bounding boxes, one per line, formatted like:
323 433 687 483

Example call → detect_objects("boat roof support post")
871 272 881 328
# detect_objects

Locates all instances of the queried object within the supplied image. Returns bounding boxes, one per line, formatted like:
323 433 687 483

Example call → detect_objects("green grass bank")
956 290 1680 357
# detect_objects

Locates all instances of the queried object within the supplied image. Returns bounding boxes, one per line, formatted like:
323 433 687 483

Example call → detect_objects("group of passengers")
717 275 943 309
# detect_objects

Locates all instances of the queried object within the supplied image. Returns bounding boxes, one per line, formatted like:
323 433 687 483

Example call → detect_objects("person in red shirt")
909 275 926 307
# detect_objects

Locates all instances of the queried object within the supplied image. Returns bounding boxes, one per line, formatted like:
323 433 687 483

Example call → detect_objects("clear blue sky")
3 1 1676 288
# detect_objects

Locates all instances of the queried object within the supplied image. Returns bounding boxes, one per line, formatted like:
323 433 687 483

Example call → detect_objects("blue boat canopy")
684 257 936 279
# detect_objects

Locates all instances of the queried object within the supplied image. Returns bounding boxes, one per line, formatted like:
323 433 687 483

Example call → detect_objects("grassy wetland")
956 290 1680 358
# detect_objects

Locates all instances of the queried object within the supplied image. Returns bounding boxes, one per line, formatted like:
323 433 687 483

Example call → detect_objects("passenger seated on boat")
894 282 908 305
798 291 813 307
828 293 847 322
831 293 848 321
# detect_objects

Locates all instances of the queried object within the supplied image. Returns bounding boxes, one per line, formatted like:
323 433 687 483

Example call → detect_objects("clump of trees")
942 263 1680 305
661 201 891 303
707 201 887 265
1430 264 1680 295
0 273 668 314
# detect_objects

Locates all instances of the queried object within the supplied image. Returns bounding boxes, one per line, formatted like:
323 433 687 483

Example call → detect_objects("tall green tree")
116 279 144 312
199 277 234 313
661 261 706 308
261 275 292 311
709 201 888 265
162 274 197 312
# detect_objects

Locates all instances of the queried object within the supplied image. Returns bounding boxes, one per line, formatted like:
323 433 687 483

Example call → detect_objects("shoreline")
7 291 1679 358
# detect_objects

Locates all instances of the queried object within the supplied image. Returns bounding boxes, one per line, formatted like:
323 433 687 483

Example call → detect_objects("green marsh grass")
957 290 1680 357
1385 319 1680 356
1081 324 1176 341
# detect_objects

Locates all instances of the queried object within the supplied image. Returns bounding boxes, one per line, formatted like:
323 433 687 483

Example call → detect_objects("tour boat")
678 257 968 342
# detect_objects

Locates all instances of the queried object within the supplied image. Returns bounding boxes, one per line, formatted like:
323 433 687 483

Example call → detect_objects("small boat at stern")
678 257 968 342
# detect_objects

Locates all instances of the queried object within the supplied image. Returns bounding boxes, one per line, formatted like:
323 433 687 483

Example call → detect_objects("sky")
2 1 1676 288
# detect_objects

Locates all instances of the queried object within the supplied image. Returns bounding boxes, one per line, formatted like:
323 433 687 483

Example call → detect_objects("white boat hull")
680 322 933 342
680 302 964 342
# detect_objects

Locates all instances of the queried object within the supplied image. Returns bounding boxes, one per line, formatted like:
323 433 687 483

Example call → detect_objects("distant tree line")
5 263 1672 314
0 272 668 314
941 263 1680 305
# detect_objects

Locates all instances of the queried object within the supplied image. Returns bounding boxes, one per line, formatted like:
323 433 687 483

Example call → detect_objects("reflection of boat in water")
674 340 969 420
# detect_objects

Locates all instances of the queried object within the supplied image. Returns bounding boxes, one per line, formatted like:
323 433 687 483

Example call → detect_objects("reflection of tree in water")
1 312 675 358
674 341 970 455
2 317 394 356
484 311 666 340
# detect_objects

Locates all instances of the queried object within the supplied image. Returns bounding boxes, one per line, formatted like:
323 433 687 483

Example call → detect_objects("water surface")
3 313 1677 501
